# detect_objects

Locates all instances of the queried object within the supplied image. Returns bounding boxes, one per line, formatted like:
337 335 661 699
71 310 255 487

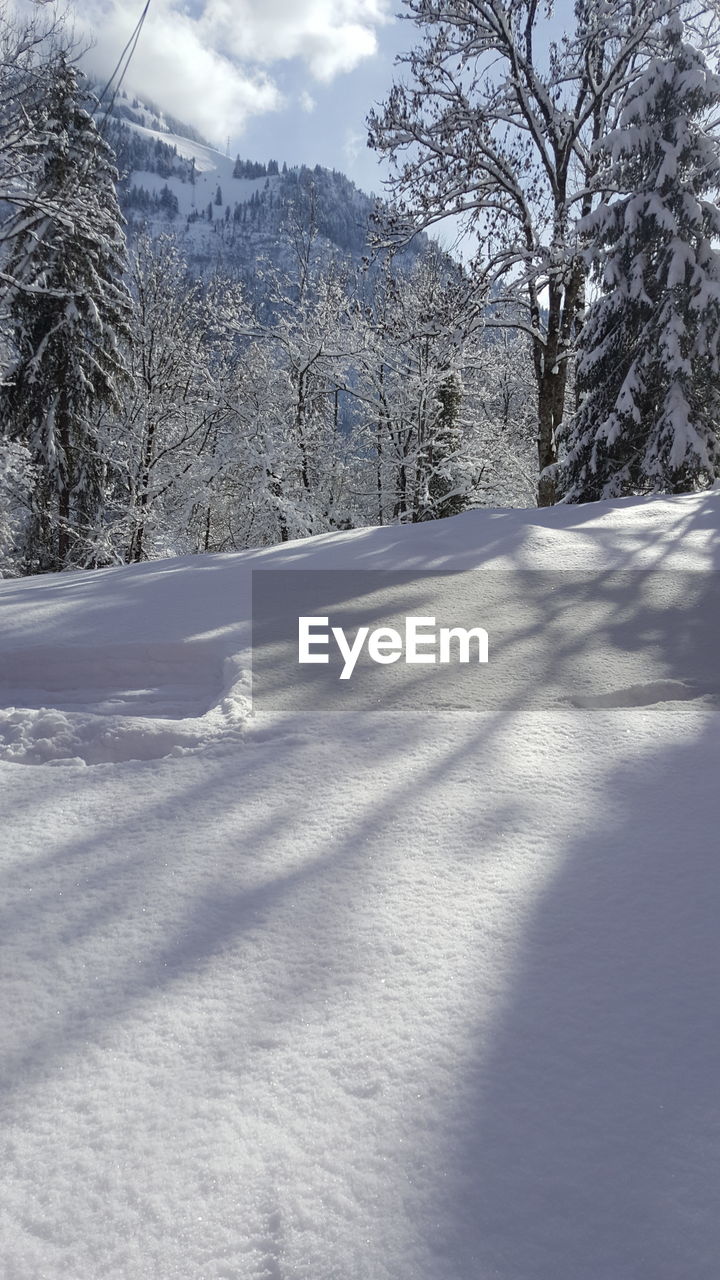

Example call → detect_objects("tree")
558 18 720 499
113 234 240 562
0 54 132 571
0 439 34 577
426 372 466 518
159 183 179 218
352 250 488 524
469 328 538 506
0 2 70 289
367 0 713 504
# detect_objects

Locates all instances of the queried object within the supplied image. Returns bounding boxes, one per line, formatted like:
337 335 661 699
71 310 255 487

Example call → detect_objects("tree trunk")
534 260 583 507
130 417 156 563
267 471 289 542
536 370 562 507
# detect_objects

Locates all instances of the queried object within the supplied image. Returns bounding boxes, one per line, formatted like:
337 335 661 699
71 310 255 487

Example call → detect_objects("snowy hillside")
1 492 720 1278
104 94 387 271
122 117 271 213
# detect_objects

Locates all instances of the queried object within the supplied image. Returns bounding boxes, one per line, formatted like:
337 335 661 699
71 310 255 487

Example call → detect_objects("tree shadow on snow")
430 712 720 1280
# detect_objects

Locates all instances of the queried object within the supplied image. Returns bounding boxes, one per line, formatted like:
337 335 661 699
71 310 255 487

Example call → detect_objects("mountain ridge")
99 88 412 277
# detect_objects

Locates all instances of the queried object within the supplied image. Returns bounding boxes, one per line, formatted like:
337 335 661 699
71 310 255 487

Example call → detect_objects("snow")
122 119 279 224
1 492 720 1278
125 118 232 176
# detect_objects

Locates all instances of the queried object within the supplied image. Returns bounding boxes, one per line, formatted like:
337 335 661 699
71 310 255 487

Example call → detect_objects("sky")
64 0 415 198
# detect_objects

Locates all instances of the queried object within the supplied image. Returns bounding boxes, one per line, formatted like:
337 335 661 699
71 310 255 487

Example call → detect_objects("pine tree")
559 18 720 501
159 183 179 218
0 56 132 571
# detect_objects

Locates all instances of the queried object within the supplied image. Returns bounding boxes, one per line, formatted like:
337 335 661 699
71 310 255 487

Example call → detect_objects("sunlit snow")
1 492 719 1279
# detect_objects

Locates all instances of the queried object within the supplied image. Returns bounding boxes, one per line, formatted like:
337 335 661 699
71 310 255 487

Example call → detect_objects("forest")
1 0 720 576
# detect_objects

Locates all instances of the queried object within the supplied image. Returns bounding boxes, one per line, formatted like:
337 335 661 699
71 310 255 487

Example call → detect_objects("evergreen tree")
559 19 720 501
159 183 179 218
0 56 132 571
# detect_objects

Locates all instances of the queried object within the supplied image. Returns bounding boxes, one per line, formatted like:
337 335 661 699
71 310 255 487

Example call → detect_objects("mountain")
101 90 405 278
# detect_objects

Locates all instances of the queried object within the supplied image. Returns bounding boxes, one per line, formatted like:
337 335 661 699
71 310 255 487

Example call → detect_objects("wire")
97 0 151 105
96 0 152 134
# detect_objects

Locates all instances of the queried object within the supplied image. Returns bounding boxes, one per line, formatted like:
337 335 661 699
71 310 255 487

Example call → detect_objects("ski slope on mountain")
127 116 274 220
1 493 719 1280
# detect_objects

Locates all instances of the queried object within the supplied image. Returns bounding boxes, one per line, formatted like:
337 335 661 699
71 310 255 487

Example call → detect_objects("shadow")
1 491 720 1275
1 491 718 654
432 714 720 1280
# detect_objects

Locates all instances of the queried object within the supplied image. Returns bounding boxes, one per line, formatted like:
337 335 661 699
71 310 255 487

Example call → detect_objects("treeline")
233 158 282 179
0 2 528 578
0 15 534 573
3 0 718 579
121 151 379 260
369 0 720 503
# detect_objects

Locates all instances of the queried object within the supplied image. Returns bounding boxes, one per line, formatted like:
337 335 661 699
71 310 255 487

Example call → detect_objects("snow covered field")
1 493 720 1279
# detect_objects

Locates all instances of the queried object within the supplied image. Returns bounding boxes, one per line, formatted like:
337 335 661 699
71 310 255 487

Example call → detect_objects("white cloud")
200 0 386 80
65 0 392 141
299 90 316 114
343 128 365 163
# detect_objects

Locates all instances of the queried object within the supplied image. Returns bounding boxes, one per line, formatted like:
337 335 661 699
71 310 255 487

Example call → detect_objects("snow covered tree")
352 250 488 524
426 372 466 518
0 439 34 577
559 18 720 500
245 255 357 540
0 3 62 254
469 329 538 506
111 234 241 562
367 0 718 504
0 55 132 571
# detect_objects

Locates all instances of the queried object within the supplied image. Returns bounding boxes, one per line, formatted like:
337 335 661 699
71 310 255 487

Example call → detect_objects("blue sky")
230 20 411 197
69 0 412 197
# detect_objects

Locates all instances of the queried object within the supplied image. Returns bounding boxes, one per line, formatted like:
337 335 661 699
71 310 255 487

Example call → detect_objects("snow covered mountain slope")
1 492 720 1279
103 91 426 273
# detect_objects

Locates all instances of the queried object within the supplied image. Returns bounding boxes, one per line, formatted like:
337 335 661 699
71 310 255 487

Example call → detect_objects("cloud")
343 128 366 164
200 0 387 80
64 0 391 141
299 90 316 114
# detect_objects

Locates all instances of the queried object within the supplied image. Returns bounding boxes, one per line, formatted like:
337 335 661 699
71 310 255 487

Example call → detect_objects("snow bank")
0 492 717 764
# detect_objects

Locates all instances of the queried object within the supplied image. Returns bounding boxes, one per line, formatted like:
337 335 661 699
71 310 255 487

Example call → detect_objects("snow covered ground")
1 493 719 1279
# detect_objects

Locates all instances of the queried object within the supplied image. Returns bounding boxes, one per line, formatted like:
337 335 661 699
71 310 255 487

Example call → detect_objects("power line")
96 0 152 134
